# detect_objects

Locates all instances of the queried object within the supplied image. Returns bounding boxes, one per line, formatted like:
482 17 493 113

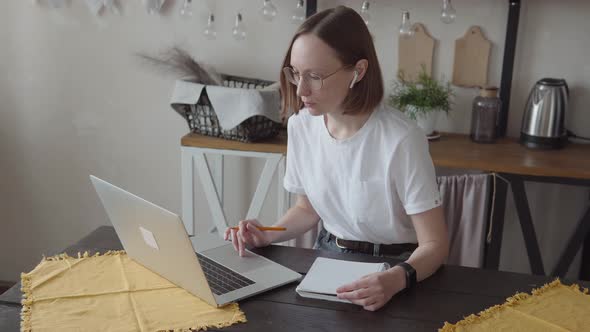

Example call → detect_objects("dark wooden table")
2 226 589 331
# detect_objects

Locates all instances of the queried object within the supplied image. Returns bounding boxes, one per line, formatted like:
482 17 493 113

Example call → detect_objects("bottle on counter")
470 87 501 143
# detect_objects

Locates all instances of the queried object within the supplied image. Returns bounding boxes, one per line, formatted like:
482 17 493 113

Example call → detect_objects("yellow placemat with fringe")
440 279 590 331
20 251 246 332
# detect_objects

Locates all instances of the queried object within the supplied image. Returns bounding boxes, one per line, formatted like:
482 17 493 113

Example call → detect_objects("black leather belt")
328 233 418 257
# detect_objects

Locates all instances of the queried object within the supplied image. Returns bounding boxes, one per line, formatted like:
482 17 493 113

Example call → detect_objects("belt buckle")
335 237 348 249
373 244 380 256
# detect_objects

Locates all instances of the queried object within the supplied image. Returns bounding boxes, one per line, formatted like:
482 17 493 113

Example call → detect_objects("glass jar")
470 87 501 143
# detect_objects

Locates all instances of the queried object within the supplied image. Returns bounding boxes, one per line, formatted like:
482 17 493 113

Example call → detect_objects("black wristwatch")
395 262 417 290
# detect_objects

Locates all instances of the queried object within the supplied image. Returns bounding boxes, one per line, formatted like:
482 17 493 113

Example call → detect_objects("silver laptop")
90 175 301 307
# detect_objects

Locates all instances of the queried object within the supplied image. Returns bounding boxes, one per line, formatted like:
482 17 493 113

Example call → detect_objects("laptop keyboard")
196 253 255 296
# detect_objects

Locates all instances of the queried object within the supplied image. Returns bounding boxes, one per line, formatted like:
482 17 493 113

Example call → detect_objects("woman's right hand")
223 219 273 257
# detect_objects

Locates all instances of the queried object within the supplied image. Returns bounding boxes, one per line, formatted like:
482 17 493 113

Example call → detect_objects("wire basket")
175 75 282 143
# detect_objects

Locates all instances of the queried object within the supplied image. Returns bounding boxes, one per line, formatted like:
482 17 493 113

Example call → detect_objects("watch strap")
395 262 417 290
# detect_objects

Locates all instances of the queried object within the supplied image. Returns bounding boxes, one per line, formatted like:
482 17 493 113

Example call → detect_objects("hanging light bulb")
441 0 456 24
144 0 165 15
232 13 247 41
104 0 120 15
360 1 371 26
179 0 193 19
290 0 306 24
203 13 217 40
399 11 414 38
259 0 278 22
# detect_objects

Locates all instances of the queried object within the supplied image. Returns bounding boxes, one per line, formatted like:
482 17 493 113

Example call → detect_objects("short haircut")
280 5 384 117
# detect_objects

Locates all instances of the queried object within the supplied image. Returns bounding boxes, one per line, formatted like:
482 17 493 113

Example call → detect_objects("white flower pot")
406 106 439 136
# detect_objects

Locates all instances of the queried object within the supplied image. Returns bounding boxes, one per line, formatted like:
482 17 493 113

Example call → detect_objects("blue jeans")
313 228 414 261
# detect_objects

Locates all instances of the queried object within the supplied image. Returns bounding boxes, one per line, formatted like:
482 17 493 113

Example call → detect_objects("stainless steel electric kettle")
520 78 569 149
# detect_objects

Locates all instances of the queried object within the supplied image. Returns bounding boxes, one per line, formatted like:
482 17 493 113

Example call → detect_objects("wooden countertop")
181 132 590 180
181 131 288 154
430 134 590 180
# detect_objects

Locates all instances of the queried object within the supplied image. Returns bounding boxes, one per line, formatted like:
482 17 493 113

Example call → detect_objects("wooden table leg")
181 147 195 236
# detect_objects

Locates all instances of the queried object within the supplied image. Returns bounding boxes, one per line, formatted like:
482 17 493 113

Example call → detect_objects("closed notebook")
296 257 390 303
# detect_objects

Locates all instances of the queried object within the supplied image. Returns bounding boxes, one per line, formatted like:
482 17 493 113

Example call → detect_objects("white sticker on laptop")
139 226 159 250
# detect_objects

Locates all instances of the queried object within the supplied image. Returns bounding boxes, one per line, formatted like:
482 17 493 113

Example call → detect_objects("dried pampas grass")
136 46 223 85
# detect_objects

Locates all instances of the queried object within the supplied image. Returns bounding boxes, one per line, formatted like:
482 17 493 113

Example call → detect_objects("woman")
224 6 448 311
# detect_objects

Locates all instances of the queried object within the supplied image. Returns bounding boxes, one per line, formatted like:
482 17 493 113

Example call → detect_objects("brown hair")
279 5 384 118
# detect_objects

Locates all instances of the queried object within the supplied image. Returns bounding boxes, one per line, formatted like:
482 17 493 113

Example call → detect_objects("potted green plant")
388 67 453 136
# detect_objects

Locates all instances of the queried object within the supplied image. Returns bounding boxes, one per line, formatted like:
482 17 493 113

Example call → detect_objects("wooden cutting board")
452 26 492 87
398 23 435 81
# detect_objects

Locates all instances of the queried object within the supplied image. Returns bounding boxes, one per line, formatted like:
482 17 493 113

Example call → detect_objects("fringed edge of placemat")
157 305 248 332
20 250 247 332
42 250 127 262
438 279 590 332
20 270 32 332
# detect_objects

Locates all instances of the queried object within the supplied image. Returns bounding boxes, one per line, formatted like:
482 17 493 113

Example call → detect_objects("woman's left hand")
335 267 406 311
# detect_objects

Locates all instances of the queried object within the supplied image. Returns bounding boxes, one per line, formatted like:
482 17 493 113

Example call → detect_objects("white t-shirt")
283 104 442 244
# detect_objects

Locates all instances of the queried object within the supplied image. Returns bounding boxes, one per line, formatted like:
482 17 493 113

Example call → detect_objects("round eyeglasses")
282 65 351 91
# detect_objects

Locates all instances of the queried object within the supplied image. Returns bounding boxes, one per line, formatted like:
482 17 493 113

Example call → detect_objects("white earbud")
349 71 359 89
